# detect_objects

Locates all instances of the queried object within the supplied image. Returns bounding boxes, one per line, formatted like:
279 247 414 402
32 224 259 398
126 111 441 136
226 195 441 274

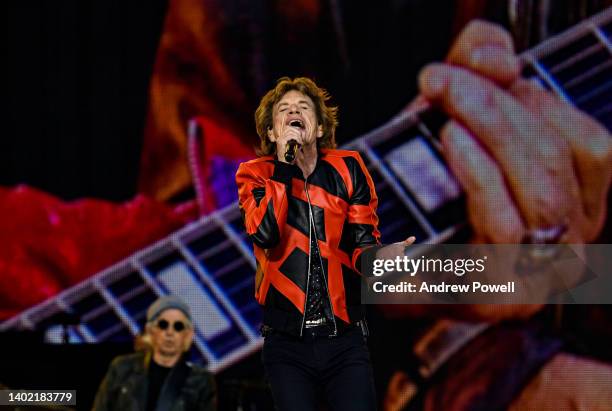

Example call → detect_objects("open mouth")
289 119 304 129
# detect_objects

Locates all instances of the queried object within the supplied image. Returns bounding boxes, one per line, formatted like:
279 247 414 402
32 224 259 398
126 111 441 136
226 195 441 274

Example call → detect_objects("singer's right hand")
276 126 303 163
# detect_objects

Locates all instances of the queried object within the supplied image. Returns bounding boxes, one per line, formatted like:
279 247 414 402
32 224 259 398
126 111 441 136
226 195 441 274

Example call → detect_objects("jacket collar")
272 149 326 181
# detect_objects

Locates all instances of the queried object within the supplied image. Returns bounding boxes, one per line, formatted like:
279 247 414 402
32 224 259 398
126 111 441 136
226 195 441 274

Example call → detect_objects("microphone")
284 139 301 163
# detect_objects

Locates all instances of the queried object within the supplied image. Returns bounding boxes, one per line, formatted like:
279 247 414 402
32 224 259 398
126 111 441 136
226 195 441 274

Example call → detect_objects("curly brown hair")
254 77 338 156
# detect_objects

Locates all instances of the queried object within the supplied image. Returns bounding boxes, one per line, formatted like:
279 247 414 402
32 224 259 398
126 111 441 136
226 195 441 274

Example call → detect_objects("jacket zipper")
300 185 312 337
304 177 338 337
299 177 311 337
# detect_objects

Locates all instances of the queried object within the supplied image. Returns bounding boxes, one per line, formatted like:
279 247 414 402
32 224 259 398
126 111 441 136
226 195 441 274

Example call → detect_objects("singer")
236 77 381 410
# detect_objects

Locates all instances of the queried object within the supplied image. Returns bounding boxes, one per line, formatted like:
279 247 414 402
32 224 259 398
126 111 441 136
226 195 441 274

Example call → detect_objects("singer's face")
268 90 323 152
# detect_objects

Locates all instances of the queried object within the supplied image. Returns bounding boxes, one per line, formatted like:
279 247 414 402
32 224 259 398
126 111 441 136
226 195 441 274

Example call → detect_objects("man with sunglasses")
92 296 217 411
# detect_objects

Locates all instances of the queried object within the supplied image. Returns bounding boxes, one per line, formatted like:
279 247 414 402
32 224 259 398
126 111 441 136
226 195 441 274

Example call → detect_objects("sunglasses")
156 319 187 332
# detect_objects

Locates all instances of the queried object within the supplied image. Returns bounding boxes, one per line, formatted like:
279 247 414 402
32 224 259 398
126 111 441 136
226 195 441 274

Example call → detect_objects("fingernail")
420 64 448 96
471 46 520 75
470 47 498 67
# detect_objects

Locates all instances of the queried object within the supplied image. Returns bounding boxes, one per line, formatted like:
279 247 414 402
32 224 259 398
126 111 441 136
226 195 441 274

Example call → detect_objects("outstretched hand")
402 236 416 245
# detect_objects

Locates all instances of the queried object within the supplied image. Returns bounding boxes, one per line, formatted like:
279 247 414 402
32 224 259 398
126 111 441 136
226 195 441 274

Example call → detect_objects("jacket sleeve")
235 161 294 249
91 358 120 411
344 153 382 274
196 373 218 411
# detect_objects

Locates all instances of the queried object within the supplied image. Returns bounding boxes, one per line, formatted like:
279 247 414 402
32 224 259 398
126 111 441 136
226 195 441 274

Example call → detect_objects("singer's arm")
343 151 382 274
236 160 293 249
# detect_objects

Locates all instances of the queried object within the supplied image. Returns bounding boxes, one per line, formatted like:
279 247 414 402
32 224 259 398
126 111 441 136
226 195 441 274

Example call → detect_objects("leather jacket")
91 351 216 411
236 149 381 336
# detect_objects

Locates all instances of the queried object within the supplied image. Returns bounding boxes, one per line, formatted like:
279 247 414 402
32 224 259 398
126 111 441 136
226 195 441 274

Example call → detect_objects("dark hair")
254 77 338 156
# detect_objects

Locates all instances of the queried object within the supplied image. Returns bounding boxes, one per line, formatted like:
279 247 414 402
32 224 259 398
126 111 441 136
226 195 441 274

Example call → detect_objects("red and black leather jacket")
236 149 381 336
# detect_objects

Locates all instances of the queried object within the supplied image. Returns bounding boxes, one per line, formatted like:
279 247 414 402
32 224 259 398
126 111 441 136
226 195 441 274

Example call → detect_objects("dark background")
3 0 167 201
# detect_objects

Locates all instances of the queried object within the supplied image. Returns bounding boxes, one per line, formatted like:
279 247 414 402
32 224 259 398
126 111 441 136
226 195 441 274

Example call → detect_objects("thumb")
403 236 416 245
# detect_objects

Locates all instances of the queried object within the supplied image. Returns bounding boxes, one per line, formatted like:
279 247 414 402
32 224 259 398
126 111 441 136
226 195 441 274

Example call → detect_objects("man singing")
237 77 409 410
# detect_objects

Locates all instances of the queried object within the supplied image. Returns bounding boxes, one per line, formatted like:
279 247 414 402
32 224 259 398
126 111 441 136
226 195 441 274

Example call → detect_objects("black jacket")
92 351 216 411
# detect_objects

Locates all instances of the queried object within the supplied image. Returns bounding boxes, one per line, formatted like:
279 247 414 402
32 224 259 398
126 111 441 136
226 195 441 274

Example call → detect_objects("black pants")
262 326 377 411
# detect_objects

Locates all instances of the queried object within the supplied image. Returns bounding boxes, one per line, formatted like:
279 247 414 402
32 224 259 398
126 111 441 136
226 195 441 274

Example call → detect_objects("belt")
260 320 369 339
307 320 369 338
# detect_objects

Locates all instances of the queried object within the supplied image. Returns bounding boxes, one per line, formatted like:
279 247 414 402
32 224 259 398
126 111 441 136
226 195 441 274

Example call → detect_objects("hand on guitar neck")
417 19 611 246
402 19 612 321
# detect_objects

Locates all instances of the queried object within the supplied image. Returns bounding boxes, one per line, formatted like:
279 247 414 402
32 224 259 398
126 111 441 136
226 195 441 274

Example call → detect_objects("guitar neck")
521 7 612 129
2 6 611 373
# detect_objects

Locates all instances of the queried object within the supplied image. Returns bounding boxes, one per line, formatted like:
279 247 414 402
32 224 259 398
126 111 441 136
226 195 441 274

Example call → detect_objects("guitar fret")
522 8 612 108
570 66 612 118
180 220 263 337
96 321 134 342
193 337 218 370
104 270 147 303
604 19 612 40
574 78 612 107
194 238 237 264
170 237 259 341
94 279 140 335
212 213 257 270
591 24 612 54
418 108 447 139
416 121 444 153
211 256 251 280
523 54 572 102
357 155 431 242
79 298 120 324
77 324 97 343
114 283 150 308
540 41 611 101
549 42 604 74
360 144 437 237
539 33 600 72
563 59 612 89
132 259 166 296
520 64 551 91
527 7 612 60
